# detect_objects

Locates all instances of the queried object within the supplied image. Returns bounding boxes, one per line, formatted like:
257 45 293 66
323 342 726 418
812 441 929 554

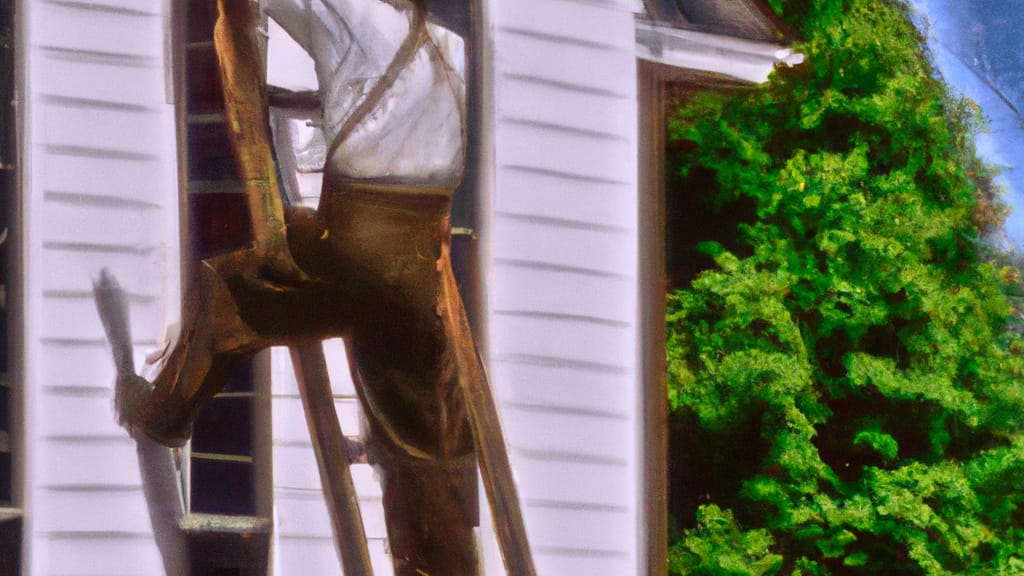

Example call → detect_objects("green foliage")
665 1 1024 574
670 505 783 575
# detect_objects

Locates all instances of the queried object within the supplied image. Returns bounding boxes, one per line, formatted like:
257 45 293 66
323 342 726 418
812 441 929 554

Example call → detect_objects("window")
0 1 20 573
0 0 15 510
637 58 670 576
635 4 795 575
173 0 273 573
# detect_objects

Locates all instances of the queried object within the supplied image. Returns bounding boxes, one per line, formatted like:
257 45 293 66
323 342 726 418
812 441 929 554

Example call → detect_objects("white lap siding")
484 0 641 574
268 159 394 575
22 1 179 574
16 1 645 573
269 341 395 576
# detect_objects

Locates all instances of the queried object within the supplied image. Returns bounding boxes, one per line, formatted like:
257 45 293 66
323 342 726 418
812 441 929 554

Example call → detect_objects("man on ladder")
94 1 535 574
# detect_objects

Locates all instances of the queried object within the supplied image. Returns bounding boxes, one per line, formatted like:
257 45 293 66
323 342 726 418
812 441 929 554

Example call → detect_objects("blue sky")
911 0 1024 247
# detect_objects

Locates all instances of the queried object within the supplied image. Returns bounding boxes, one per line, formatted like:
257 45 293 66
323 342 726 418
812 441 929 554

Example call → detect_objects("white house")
2 0 796 574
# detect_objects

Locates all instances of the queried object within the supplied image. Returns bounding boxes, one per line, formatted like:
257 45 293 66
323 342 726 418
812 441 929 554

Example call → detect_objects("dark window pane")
220 359 254 394
0 387 8 432
0 0 13 521
0 312 7 374
0 514 21 576
187 122 240 182
192 397 253 456
190 459 255 516
188 193 253 259
0 453 10 504
186 48 226 115
186 0 217 44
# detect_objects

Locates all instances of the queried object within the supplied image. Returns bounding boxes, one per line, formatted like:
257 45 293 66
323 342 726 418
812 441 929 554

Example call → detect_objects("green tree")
666 1 1024 574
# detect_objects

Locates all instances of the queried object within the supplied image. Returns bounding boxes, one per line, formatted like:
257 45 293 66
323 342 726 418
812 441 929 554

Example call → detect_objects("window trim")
637 58 772 576
1 0 25 571
638 58 669 576
170 2 274 571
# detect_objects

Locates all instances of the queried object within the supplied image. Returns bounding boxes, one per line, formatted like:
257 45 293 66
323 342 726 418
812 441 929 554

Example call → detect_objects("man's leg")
379 451 479 576
348 342 480 576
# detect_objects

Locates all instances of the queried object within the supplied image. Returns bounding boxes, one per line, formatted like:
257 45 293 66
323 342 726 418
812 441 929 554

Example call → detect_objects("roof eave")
635 21 803 84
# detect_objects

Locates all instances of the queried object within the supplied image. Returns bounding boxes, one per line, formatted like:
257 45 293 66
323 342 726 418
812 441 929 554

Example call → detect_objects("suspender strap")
325 6 429 166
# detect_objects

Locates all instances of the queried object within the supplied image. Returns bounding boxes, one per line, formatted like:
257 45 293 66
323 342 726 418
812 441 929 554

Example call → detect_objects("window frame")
0 0 23 571
638 57 669 576
169 1 274 572
636 4 796 571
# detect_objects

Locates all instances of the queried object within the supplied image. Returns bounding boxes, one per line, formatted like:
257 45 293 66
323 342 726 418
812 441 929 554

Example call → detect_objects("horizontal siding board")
36 395 126 439
39 342 157 391
498 121 637 185
33 489 153 533
270 339 394 572
272 443 324 492
533 552 634 574
490 264 633 324
36 441 141 489
39 342 118 389
35 534 163 576
501 396 628 422
275 536 394 576
270 340 356 397
44 189 163 214
302 343 356 396
39 153 168 207
272 445 381 496
489 315 635 370
40 297 162 341
41 0 162 16
271 396 361 445
43 104 169 161
571 0 635 9
524 507 633 555
496 76 636 145
490 361 635 417
41 202 163 247
270 346 299 395
40 249 164 295
24 0 179 572
274 489 387 539
35 1 162 59
488 2 640 573
494 31 637 99
492 215 634 277
493 166 634 229
512 457 632 509
494 0 634 50
34 57 164 106
503 410 633 465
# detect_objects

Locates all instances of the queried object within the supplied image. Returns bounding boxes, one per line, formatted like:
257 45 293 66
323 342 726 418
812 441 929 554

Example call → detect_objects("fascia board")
635 21 803 83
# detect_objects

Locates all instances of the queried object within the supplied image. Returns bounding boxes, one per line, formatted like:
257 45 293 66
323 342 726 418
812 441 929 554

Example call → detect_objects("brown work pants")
139 178 480 576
